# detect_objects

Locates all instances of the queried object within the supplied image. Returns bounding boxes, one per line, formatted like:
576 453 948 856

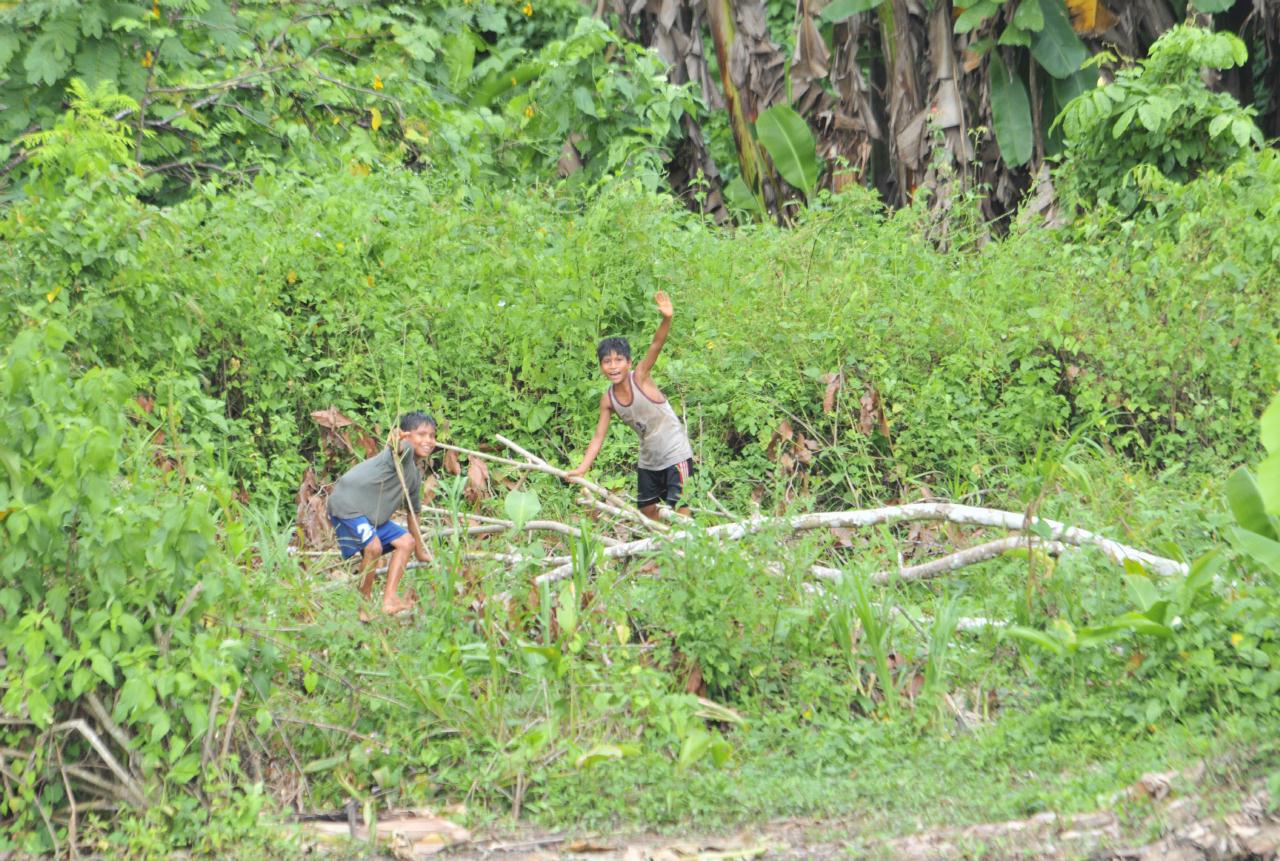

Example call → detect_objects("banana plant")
1226 393 1280 574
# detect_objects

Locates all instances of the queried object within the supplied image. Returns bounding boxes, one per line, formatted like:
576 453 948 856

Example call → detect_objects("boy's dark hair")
399 411 437 432
596 337 631 362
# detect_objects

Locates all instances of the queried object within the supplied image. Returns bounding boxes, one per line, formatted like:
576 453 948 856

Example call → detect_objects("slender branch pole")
495 435 666 533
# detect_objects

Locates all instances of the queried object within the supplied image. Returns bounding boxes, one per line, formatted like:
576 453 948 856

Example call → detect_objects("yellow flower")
46 287 61 303
1231 632 1244 646
286 270 297 284
523 104 535 119
366 275 374 287
152 0 160 18
706 340 716 350
141 50 154 68
522 2 533 15
370 106 383 132
373 74 383 90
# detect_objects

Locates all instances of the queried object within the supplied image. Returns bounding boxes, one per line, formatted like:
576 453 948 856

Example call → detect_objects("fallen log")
536 502 1187 584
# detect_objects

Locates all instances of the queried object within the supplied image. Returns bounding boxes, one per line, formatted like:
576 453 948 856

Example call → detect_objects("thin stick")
83 693 136 769
55 745 79 859
63 765 124 797
220 685 244 762
431 518 621 546
201 686 223 770
577 496 670 534
53 720 147 808
495 434 663 533
159 582 204 655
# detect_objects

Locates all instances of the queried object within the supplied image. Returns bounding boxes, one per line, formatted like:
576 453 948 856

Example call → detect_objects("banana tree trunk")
705 0 788 218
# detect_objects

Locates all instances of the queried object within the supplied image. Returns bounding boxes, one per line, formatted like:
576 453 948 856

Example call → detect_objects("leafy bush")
1056 25 1264 212
0 325 256 854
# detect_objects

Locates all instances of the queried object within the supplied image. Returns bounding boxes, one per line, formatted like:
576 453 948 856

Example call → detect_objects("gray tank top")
609 373 694 470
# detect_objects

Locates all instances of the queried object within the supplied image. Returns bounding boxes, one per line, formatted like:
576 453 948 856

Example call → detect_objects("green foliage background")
2 9 1280 858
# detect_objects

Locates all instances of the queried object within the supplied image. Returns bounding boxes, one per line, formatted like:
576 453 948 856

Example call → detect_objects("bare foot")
358 606 374 624
382 595 417 616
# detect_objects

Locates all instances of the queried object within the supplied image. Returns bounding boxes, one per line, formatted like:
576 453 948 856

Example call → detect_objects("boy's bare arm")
633 291 673 385
565 393 612 478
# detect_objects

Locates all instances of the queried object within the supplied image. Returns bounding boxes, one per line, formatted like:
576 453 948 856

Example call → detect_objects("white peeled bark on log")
876 536 1071 583
535 502 1187 584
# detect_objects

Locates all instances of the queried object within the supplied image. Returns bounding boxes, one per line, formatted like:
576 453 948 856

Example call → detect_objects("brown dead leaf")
683 661 707 697
134 394 155 414
764 419 795 461
794 435 814 465
443 448 462 476
307 808 470 858
779 451 795 475
309 406 355 429
822 371 844 414
565 838 616 852
830 526 853 548
1065 0 1116 33
354 432 380 458
464 458 489 504
294 468 332 551
857 383 892 442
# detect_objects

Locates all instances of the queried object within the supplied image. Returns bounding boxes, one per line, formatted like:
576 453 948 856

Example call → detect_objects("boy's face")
401 424 437 458
599 351 631 385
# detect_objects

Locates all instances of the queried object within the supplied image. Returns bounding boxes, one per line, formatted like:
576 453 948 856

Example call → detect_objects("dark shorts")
329 515 407 559
637 458 694 508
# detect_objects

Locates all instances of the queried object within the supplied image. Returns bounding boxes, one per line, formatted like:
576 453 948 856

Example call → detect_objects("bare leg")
357 537 384 598
382 534 418 614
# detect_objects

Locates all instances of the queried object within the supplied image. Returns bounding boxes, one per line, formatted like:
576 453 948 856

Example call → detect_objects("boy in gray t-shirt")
567 291 695 520
327 412 435 617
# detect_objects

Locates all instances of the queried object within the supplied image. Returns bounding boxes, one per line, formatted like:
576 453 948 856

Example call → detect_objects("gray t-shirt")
608 373 694 470
327 445 422 525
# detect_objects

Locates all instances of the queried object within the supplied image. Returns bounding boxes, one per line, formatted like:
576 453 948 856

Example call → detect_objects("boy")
566 291 694 520
327 411 435 617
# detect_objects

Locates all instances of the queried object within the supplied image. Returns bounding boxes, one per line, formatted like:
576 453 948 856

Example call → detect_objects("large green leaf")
1226 467 1277 539
443 29 476 91
1231 526 1280 575
0 32 20 76
955 0 1002 33
755 104 821 198
1004 624 1066 656
1261 394 1280 453
1031 0 1088 78
1191 0 1235 11
820 0 883 23
1011 0 1045 31
503 488 541 531
1259 452 1280 516
989 53 1033 166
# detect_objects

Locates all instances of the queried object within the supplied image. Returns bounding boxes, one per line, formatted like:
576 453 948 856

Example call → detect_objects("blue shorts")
330 516 407 559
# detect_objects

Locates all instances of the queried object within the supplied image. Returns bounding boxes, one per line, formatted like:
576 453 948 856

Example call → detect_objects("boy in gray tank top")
566 291 695 520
